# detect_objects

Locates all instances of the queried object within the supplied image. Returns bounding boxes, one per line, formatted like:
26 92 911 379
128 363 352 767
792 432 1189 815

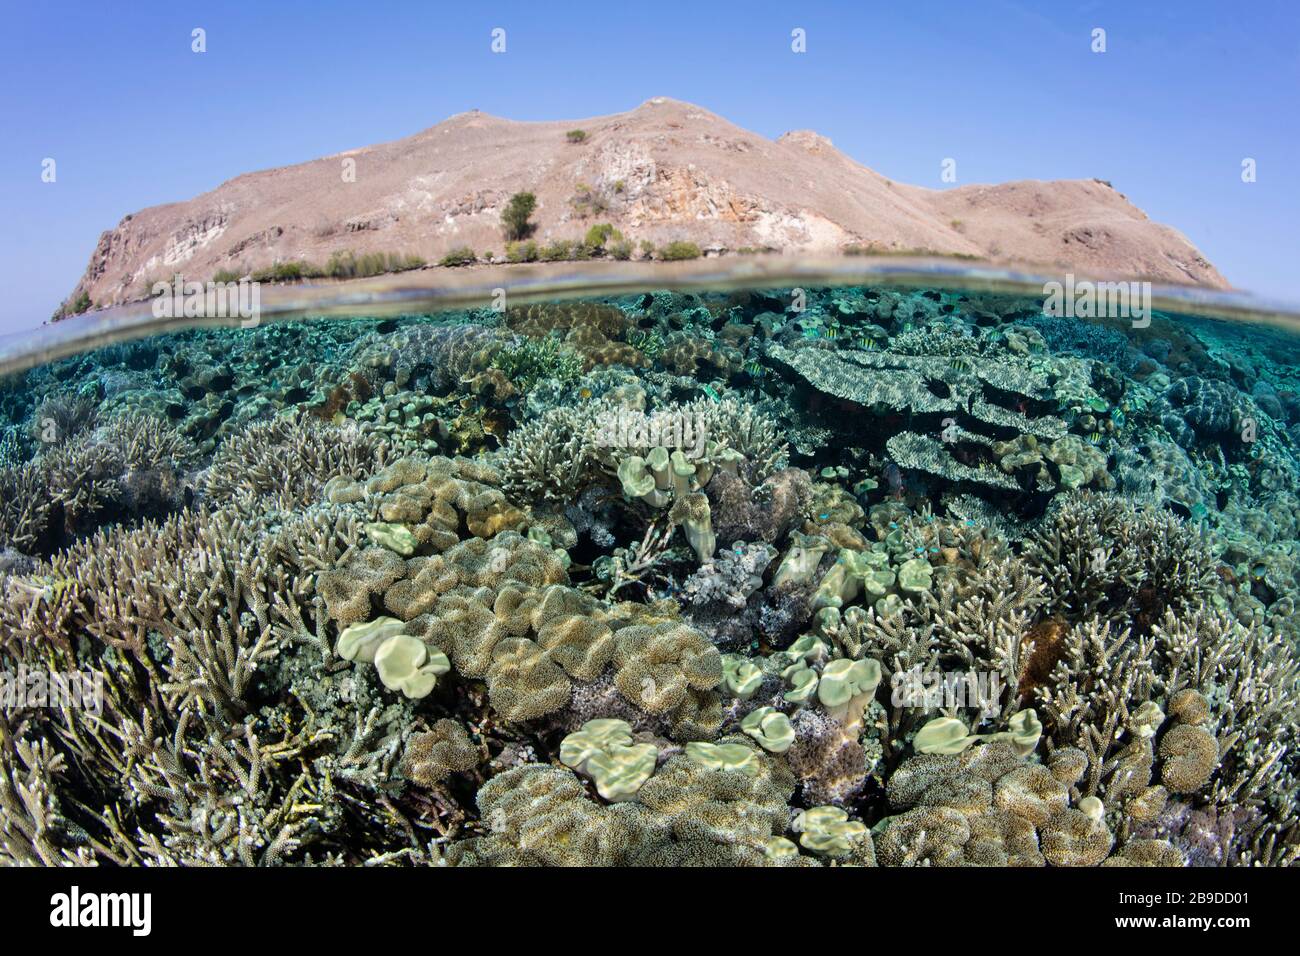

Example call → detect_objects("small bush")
212 268 243 284
502 192 537 242
53 290 93 319
583 223 614 251
656 241 702 261
251 260 323 282
581 223 628 258
506 240 539 263
608 238 633 261
566 129 588 144
569 183 608 217
842 243 979 261
323 250 424 279
539 240 575 262
439 246 477 267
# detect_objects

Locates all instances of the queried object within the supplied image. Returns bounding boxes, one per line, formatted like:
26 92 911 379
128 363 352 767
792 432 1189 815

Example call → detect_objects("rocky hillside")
62 97 1227 312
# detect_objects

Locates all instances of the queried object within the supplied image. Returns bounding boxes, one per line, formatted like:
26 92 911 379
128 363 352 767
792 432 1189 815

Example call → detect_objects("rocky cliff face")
59 97 1227 312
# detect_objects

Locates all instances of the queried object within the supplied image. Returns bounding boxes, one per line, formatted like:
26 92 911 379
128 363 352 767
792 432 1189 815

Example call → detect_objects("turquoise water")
1 282 1297 866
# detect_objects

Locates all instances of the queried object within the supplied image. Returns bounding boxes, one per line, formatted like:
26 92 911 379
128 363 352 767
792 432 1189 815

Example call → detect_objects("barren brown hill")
63 97 1227 311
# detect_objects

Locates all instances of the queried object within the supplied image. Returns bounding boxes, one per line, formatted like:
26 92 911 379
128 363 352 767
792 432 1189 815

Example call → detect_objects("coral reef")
2 286 1298 868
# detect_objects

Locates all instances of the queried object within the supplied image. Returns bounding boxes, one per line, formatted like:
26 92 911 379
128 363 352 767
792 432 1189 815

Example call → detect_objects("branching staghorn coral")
0 408 198 553
0 490 435 866
40 436 125 532
1024 492 1219 627
0 726 98 866
496 396 788 503
30 391 98 446
124 710 314 866
1148 609 1300 862
1025 605 1300 865
0 462 50 552
102 409 199 472
203 410 390 511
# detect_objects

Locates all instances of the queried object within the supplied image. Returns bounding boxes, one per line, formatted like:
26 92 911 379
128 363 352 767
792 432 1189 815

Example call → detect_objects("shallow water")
1 276 1298 867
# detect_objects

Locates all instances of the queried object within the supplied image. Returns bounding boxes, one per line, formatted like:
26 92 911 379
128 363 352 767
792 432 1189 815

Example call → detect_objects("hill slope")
64 97 1227 310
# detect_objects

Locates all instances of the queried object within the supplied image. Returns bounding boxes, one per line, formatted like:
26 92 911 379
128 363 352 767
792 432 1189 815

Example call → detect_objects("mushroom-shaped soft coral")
618 455 668 507
772 531 831 589
741 706 796 753
1047 746 1088 785
1168 688 1211 725
792 805 868 858
812 549 889 610
714 445 744 476
784 632 832 667
646 446 672 489
486 636 577 722
1129 700 1166 739
1040 807 1112 866
721 653 763 699
810 554 851 611
816 657 882 730
763 836 801 862
401 718 480 788
365 521 419 557
992 765 1069 826
318 546 406 627
963 808 1044 866
610 621 722 736
896 556 934 596
669 449 697 498
374 633 451 699
1158 723 1218 794
693 444 716 488
1102 838 1184 867
337 616 407 663
684 741 761 776
782 664 819 704
988 708 1042 757
874 806 971 866
559 718 658 802
914 716 974 755
670 491 716 562
1126 784 1168 824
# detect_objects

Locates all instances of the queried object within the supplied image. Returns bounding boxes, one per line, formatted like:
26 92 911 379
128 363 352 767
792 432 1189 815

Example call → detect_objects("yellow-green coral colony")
1 284 1297 869
560 719 659 801
338 617 450 699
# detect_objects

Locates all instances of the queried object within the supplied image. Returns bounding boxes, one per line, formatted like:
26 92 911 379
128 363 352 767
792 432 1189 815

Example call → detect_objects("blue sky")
1 0 1296 334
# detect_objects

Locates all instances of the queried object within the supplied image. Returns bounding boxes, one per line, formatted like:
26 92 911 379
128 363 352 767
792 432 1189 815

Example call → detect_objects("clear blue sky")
1 0 1296 334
